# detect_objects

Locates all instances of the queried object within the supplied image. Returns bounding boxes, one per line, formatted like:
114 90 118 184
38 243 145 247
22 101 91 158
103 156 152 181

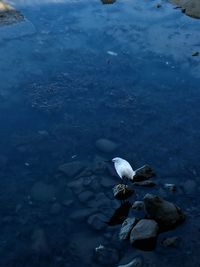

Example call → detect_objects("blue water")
0 0 200 266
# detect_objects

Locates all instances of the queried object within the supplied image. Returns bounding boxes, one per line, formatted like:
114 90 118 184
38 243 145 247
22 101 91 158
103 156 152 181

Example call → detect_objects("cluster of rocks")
0 1 24 26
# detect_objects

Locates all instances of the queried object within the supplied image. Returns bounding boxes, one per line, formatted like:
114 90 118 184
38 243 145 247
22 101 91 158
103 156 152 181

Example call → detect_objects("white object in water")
112 157 135 181
107 50 118 56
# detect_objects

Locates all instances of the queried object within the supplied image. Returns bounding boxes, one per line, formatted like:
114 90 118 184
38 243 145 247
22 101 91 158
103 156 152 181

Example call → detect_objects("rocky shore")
0 1 24 26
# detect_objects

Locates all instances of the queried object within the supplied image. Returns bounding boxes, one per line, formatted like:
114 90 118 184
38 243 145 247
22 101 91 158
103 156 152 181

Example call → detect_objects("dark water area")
0 0 200 266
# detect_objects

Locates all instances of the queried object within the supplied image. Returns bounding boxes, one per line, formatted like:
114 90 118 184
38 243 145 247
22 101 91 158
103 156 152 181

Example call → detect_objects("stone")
78 190 94 203
95 138 118 153
101 0 116 4
69 208 96 221
133 180 156 187
119 217 138 240
164 183 176 192
31 228 50 255
161 236 179 247
87 213 107 230
170 0 200 19
94 244 119 265
130 219 159 250
144 194 185 231
0 1 24 26
133 165 155 182
58 161 86 178
132 201 144 211
31 181 56 202
118 257 143 267
113 184 134 200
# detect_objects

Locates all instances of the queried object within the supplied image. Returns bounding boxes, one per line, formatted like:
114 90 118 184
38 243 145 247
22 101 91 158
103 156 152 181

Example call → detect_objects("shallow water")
0 0 200 266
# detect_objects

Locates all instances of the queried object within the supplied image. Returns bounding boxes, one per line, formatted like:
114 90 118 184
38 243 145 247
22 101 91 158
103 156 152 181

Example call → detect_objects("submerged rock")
0 1 24 26
113 184 134 200
58 161 86 178
95 138 118 153
133 165 155 182
161 236 179 247
119 217 138 240
94 244 119 265
101 0 116 4
107 202 132 226
130 219 159 250
87 213 107 230
144 194 185 231
31 181 56 202
118 257 143 267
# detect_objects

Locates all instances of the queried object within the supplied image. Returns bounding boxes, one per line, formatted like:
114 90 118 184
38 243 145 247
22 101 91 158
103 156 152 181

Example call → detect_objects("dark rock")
119 217 138 240
58 161 86 178
87 213 107 230
113 184 134 200
133 180 156 187
164 183 176 192
144 194 185 231
101 0 116 4
161 236 179 247
95 138 118 153
133 165 155 182
130 219 159 250
31 228 50 255
132 201 144 211
94 244 119 265
31 181 56 202
192 51 199 56
107 202 132 226
118 257 143 267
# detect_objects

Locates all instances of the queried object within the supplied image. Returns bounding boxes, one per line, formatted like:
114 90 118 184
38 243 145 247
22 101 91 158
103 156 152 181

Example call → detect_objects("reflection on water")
0 0 200 266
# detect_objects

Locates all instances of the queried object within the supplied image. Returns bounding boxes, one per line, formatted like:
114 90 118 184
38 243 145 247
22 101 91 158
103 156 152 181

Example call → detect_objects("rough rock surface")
130 219 159 250
170 0 200 19
144 194 185 231
87 213 107 230
113 184 134 200
0 1 24 26
119 217 138 240
133 165 155 182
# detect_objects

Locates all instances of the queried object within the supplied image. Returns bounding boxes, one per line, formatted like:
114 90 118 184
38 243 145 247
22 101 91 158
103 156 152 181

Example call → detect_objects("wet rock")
119 217 138 240
94 244 119 265
130 219 159 250
87 213 107 230
182 179 196 194
133 165 155 182
31 181 56 202
95 138 118 153
144 194 185 231
67 178 84 194
170 0 200 19
118 257 143 267
78 190 94 203
161 236 179 247
132 201 144 211
164 183 176 192
58 161 87 178
192 51 199 56
107 202 132 226
101 0 116 4
31 228 50 255
50 203 61 214
113 184 134 200
0 1 24 26
133 180 156 187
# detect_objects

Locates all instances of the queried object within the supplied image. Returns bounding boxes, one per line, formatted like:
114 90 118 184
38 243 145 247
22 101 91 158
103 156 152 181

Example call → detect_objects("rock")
118 257 143 267
161 236 179 247
101 0 116 4
69 208 96 221
87 213 107 230
58 161 86 178
78 190 94 203
192 51 199 57
132 201 144 211
144 194 185 231
133 180 156 187
182 179 196 194
94 244 119 265
31 228 50 255
170 0 200 19
119 217 138 240
164 183 176 192
130 219 159 250
67 178 84 194
31 181 56 202
113 184 134 200
133 165 155 181
0 1 24 26
95 138 118 153
50 203 61 214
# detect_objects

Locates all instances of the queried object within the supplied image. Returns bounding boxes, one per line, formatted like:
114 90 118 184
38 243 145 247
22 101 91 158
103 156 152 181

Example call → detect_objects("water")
0 0 200 266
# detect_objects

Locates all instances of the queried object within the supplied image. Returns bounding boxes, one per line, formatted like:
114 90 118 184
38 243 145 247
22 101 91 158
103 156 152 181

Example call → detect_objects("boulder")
119 217 138 240
95 138 118 153
94 244 119 265
113 184 134 200
118 257 143 267
133 165 155 182
144 194 185 231
130 219 159 250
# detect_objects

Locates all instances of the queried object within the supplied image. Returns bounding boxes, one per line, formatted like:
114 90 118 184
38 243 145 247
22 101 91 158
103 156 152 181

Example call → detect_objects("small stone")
132 201 144 211
119 217 138 240
130 219 159 250
113 184 134 200
133 180 156 187
134 165 155 181
164 183 176 192
87 213 107 230
78 190 94 203
161 236 179 247
94 244 119 265
118 257 143 267
95 138 118 153
58 161 86 178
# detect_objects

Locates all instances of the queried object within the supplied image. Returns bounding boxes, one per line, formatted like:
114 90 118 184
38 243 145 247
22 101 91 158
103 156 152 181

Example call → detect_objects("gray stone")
94 244 119 265
31 181 56 202
87 213 107 230
132 201 144 211
119 217 138 240
113 184 134 200
95 138 118 153
58 161 86 178
134 165 155 181
144 194 185 231
130 219 159 250
118 257 143 267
